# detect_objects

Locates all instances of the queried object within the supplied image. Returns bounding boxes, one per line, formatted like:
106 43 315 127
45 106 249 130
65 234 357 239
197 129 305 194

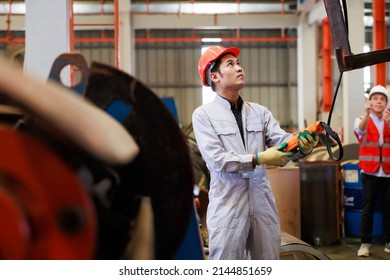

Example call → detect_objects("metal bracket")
48 53 89 95
323 0 390 72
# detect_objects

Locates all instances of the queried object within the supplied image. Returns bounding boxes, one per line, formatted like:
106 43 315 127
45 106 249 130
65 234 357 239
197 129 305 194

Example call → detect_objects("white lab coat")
192 94 292 259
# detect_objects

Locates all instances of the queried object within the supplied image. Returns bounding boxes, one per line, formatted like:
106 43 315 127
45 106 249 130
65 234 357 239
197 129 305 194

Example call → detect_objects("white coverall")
192 94 292 260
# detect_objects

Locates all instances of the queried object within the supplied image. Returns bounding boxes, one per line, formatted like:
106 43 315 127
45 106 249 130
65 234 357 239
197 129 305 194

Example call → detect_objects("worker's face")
369 93 388 113
211 54 245 91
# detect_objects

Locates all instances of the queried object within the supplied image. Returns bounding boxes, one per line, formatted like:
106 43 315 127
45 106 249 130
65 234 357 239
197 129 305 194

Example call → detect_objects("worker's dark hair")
209 60 220 92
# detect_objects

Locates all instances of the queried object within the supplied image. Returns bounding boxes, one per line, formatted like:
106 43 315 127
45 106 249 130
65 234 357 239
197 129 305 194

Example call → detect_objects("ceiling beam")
1 13 299 32
132 13 299 29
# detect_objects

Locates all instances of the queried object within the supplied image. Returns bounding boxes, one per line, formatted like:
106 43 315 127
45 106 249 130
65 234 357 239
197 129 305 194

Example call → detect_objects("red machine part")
0 125 97 259
0 188 30 259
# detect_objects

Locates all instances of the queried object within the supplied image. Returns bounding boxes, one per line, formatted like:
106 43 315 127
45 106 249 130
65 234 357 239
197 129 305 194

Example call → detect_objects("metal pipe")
100 0 105 41
69 0 75 87
74 37 114 43
136 36 297 43
6 0 12 42
0 38 24 43
114 0 119 68
69 0 74 53
1 36 296 44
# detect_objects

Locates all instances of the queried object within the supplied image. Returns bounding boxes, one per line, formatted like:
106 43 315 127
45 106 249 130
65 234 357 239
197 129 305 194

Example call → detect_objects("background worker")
192 46 319 260
354 84 390 257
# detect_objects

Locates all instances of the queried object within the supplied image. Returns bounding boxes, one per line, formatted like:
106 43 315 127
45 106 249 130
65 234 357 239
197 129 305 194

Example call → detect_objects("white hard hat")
368 85 388 100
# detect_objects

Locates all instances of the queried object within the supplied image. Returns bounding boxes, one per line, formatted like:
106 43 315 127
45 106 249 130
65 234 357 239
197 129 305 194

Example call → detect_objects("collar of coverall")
216 94 244 111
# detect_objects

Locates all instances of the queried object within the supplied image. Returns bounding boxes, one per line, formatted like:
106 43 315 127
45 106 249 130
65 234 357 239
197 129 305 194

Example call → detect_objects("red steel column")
373 0 386 86
322 18 332 112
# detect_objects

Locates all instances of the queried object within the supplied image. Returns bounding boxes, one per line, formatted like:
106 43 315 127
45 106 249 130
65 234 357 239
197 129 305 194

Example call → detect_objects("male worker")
354 84 390 257
192 46 319 259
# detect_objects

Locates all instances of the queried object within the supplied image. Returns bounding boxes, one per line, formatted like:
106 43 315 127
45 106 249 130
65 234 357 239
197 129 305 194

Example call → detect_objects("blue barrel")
344 211 383 237
343 164 383 237
343 187 363 211
343 163 362 189
344 187 382 212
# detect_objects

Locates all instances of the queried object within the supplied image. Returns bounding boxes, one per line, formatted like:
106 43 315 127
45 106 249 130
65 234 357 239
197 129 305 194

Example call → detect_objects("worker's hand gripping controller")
280 120 343 161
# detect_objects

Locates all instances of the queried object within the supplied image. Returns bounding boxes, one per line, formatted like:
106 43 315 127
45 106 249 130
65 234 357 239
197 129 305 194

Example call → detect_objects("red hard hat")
198 46 240 87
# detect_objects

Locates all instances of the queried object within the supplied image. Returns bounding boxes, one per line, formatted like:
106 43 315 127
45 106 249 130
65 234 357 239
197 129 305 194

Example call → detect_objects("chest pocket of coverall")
246 117 264 152
213 121 237 151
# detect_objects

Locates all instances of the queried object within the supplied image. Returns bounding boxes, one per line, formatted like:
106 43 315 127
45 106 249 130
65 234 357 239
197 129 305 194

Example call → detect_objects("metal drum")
280 232 330 260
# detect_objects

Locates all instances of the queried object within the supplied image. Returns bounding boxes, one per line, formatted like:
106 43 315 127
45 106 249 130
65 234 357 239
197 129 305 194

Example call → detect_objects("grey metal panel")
289 87 298 130
165 49 175 85
275 48 288 84
180 88 202 127
288 46 297 84
74 31 115 67
241 85 298 129
259 48 271 84
242 47 260 85
71 29 299 128
146 49 157 84
268 49 278 84
155 49 166 85
185 48 200 86
136 48 148 83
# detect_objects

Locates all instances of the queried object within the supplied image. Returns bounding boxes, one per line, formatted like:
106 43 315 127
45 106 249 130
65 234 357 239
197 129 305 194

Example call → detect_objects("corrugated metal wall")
75 30 115 66
72 28 300 129
0 28 307 130
2 25 389 131
134 29 298 130
135 45 202 129
3 30 297 128
0 0 390 132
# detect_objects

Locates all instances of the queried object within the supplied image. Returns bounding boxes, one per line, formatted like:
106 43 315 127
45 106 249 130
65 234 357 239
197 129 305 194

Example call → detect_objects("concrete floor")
279 232 390 260
204 235 390 260
316 236 390 260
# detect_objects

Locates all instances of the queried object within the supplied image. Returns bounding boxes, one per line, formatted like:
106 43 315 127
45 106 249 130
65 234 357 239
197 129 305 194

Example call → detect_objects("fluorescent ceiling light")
202 38 222 43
